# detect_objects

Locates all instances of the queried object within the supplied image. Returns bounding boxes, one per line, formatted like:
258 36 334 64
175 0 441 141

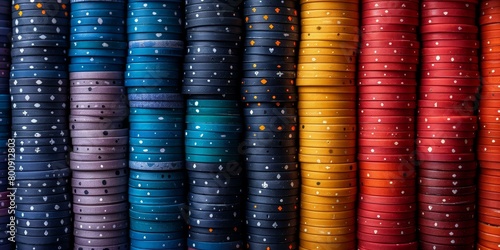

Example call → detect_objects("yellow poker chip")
300 40 358 49
299 115 356 123
301 17 359 27
297 70 356 79
301 9 359 19
298 86 356 93
298 63 356 72
299 154 356 163
296 77 355 86
302 24 360 34
299 92 356 101
302 178 357 188
300 130 356 140
300 233 356 244
300 47 357 56
299 124 356 132
299 109 356 117
299 55 355 64
299 139 356 148
300 224 355 236
300 200 356 213
301 193 357 205
299 146 356 155
300 216 355 227
301 209 355 221
301 2 359 11
299 101 356 109
301 32 360 42
301 185 357 197
300 162 357 172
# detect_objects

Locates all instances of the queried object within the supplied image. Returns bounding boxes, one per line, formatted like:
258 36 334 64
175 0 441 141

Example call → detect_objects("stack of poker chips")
183 0 245 249
9 0 72 249
242 0 299 249
417 1 480 249
477 1 500 249
296 1 358 249
357 1 419 249
126 0 187 248
0 4 10 248
68 1 129 249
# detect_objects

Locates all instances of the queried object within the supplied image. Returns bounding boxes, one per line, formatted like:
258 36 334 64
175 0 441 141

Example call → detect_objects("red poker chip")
419 161 477 171
419 78 480 87
359 131 415 139
421 47 478 55
357 217 415 230
419 177 475 187
481 30 500 39
358 100 416 109
359 117 414 125
478 137 500 146
358 147 414 155
359 55 419 64
422 40 480 49
478 236 500 250
360 63 417 71
419 193 476 206
361 24 418 34
418 225 476 238
361 40 420 49
419 233 475 246
417 108 475 117
481 84 500 92
359 47 418 56
421 24 479 34
359 108 416 117
479 108 500 117
361 32 418 42
362 1 419 10
361 9 419 18
478 214 500 229
359 193 415 205
423 1 477 9
481 0 500 9
360 176 416 188
359 138 415 147
359 85 417 94
479 190 500 201
424 16 475 25
479 174 500 185
482 38 500 47
478 129 500 139
419 186 477 196
480 15 500 26
479 182 500 193
358 224 416 236
420 241 474 250
362 16 419 26
420 93 476 101
421 69 480 78
359 161 416 172
480 163 500 173
478 144 500 154
416 122 477 132
482 53 500 62
359 169 415 180
478 99 500 108
357 241 418 250
358 78 417 86
479 197 500 210
419 202 476 214
421 8 477 18
478 222 500 238
481 122 500 132
416 146 473 155
358 208 416 220
421 33 478 41
422 55 478 63
417 116 477 124
478 206 500 220
418 100 475 109
360 185 416 197
358 154 414 163
479 115 500 125
359 93 416 101
416 152 476 162
418 169 477 179
417 138 473 146
360 124 415 132
420 63 479 71
420 210 476 222
358 199 416 213
417 131 476 139
357 231 416 244
359 70 417 79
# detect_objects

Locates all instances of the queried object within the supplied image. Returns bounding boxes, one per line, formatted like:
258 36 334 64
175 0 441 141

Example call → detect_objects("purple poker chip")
73 202 128 215
72 168 128 179
73 229 127 238
72 145 127 154
72 176 127 188
70 128 128 138
69 71 124 80
71 136 128 146
70 108 129 117
72 186 127 196
69 152 127 162
73 213 128 223
73 193 127 205
73 219 128 231
70 86 126 94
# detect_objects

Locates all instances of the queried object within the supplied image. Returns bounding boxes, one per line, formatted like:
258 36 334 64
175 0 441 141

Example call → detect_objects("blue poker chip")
129 138 183 147
10 70 68 78
128 39 184 49
70 2 125 11
188 239 243 249
71 9 126 18
69 48 126 57
128 187 183 198
125 70 180 79
12 40 69 49
128 47 183 57
71 25 125 34
15 168 70 180
128 179 185 190
71 17 125 26
11 63 67 71
129 209 183 222
69 63 124 72
130 145 183 154
129 161 184 171
13 25 69 36
128 24 182 35
131 238 184 249
15 235 71 249
186 154 240 163
126 55 182 63
128 33 184 41
130 218 185 233
129 195 185 206
71 40 127 49
129 129 183 138
129 153 183 162
129 122 183 131
15 193 70 205
128 8 181 17
71 33 127 41
129 230 184 241
70 56 125 65
185 130 241 140
126 62 180 71
185 146 239 155
11 55 67 64
184 138 239 148
14 160 67 172
127 17 181 25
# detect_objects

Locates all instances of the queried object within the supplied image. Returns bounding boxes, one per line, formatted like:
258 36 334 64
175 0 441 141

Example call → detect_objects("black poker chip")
247 194 298 205
189 25 243 34
16 217 72 228
189 231 243 242
246 226 297 236
242 54 295 63
244 0 296 8
185 17 242 28
187 31 241 42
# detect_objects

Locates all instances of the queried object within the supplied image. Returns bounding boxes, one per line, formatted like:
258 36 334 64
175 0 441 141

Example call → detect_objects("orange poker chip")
301 193 356 205
300 162 357 173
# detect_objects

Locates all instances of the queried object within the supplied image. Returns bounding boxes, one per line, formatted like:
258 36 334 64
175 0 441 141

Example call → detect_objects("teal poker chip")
184 138 238 147
130 138 183 146
71 41 127 49
129 130 183 138
129 100 184 109
185 130 241 139
11 70 68 78
185 115 242 124
125 78 179 87
129 210 183 222
186 154 240 163
71 33 127 41
129 169 185 181
71 25 124 34
70 2 125 11
127 17 181 25
128 47 183 56
185 146 239 155
69 63 124 72
69 48 127 57
128 9 181 17
129 161 184 171
127 62 180 71
128 179 185 190
128 32 184 41
128 2 181 10
128 24 183 34
131 238 184 249
130 145 183 154
127 86 180 93
129 230 184 241
186 123 242 132
127 55 182 63
130 153 183 162
130 218 185 233
129 195 185 205
186 107 240 115
70 56 125 65
129 122 184 131
71 9 126 18
187 99 239 108
71 17 125 26
128 114 184 123
125 70 180 79
129 108 183 115
128 39 184 49
128 187 183 198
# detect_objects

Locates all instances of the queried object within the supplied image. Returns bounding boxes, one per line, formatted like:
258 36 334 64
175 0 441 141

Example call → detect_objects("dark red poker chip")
421 69 480 78
421 8 476 18
419 202 476 214
421 24 478 34
359 47 418 56
421 32 478 41
362 1 419 10
359 131 415 139
358 200 416 213
417 138 474 146
357 241 418 250
361 40 420 49
358 224 416 236
359 70 417 79
421 47 478 55
419 225 476 237
357 217 415 230
416 145 473 155
418 169 477 179
362 16 419 26
419 186 476 196
422 1 477 9
417 116 477 124
417 108 475 117
361 32 418 42
418 100 475 109
419 233 475 246
416 121 477 132
359 161 416 172
359 108 416 117
357 231 416 244
358 147 414 155
422 39 480 49
361 25 418 34
422 55 478 64
419 177 475 187
422 17 476 27
419 93 476 101
416 152 476 162
359 194 415 205
361 9 418 18
360 63 417 71
358 208 416 220
420 63 479 71
420 216 478 229
419 78 480 87
418 161 477 171
420 241 474 250
420 210 475 221
417 131 476 139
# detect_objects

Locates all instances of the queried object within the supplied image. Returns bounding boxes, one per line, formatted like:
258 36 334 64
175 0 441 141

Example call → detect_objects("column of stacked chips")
0 2 11 248
296 1 358 249
417 1 480 249
126 1 187 248
478 1 500 249
242 0 299 249
183 1 244 249
357 1 419 249
9 0 72 249
68 1 129 249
